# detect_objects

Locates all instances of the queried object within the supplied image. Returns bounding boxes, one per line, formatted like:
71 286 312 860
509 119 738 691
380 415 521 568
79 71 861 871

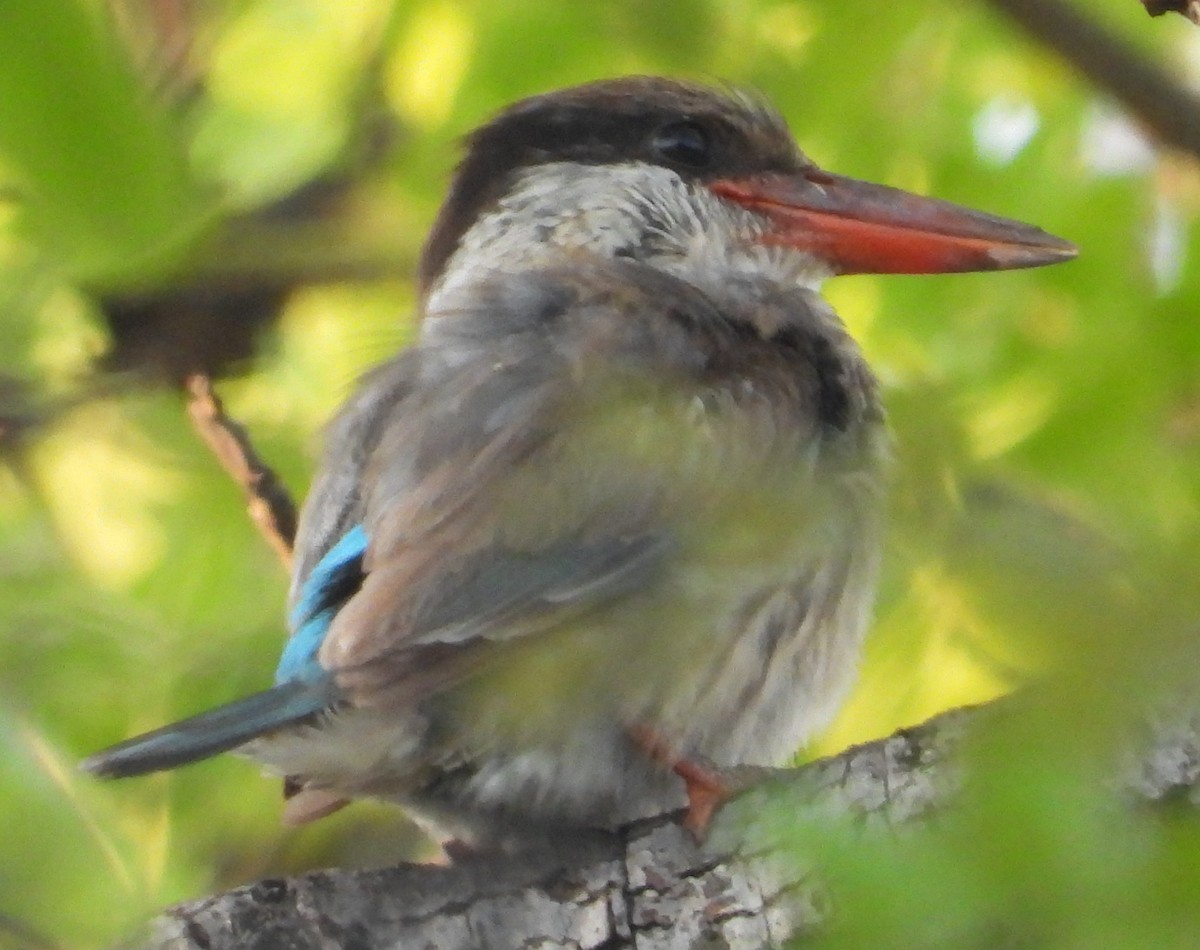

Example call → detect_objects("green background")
0 1 1197 947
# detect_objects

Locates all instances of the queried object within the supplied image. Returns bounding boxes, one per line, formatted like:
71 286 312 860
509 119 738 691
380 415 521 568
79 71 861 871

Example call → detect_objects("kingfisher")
83 77 1075 845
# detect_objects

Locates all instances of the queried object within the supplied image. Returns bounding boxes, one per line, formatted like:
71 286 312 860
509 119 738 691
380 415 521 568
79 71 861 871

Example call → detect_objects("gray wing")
289 352 419 602
304 262 815 705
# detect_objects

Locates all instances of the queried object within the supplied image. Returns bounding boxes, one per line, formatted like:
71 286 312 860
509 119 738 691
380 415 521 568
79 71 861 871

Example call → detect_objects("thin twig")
185 374 297 568
983 0 1200 160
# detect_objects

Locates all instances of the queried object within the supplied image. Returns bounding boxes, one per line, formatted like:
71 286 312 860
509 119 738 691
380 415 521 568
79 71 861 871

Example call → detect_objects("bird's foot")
673 756 731 838
628 723 731 839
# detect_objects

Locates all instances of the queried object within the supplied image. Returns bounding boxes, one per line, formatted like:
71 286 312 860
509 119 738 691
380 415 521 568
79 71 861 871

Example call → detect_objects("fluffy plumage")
253 257 885 838
86 75 1069 844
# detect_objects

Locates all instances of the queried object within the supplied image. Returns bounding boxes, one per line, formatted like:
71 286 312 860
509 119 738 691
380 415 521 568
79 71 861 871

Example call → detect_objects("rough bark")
129 699 1200 950
129 710 967 950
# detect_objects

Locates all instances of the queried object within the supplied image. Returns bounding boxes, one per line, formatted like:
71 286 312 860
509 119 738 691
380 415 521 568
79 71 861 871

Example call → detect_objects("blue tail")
81 678 341 779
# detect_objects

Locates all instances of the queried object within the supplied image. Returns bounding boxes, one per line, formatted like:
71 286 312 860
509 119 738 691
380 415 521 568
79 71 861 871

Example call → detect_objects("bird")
82 76 1076 846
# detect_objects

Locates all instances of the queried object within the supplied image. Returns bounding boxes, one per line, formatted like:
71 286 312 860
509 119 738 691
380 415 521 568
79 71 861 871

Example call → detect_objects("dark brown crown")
418 77 808 295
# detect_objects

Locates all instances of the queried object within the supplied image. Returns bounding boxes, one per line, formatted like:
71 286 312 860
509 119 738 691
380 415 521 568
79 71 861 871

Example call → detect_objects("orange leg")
628 724 731 837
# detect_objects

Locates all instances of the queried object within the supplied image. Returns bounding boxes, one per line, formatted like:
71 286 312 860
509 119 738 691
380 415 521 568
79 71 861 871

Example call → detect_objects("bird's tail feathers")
81 678 340 779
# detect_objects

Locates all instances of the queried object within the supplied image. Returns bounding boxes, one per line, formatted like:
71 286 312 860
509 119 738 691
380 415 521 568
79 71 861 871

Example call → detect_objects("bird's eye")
651 121 712 168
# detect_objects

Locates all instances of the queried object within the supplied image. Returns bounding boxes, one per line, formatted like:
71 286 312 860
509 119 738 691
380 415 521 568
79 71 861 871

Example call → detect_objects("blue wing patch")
276 524 368 684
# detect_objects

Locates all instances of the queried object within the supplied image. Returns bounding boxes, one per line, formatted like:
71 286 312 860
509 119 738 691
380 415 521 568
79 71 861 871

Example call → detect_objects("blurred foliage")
0 0 1197 947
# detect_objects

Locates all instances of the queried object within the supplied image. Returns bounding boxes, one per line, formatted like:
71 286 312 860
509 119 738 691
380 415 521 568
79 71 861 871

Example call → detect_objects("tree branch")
185 375 297 568
1141 0 1200 26
127 708 968 949
126 698 1200 949
982 0 1200 160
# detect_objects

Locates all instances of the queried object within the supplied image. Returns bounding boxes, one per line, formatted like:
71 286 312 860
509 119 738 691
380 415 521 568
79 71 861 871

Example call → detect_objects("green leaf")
0 0 208 280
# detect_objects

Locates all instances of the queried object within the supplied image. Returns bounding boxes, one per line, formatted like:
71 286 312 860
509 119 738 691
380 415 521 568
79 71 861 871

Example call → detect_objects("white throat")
425 162 832 316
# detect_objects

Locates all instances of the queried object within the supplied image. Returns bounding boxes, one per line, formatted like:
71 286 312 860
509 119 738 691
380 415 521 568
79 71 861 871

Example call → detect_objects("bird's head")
419 77 1076 305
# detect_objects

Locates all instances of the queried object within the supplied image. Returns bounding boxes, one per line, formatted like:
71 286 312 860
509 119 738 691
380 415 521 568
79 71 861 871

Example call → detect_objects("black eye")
651 121 711 168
